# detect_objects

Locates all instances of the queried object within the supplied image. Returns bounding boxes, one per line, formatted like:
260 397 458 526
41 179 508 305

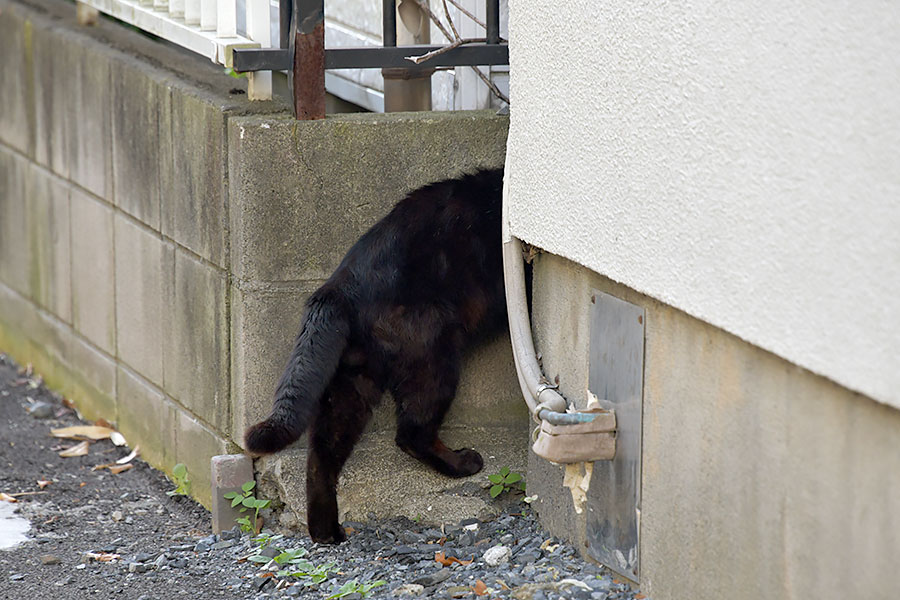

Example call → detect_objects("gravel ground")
0 352 648 600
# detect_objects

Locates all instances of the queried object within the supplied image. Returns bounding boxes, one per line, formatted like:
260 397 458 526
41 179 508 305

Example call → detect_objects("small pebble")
483 545 511 567
393 583 425 596
40 554 62 565
27 401 55 419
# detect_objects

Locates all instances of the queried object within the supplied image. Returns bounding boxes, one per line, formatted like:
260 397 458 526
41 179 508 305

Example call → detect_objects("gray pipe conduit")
500 160 574 424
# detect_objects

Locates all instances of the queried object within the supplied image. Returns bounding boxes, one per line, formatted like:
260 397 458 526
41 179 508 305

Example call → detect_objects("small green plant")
251 532 283 550
224 481 270 534
488 466 525 498
246 538 334 587
278 560 335 586
166 463 191 497
328 579 387 599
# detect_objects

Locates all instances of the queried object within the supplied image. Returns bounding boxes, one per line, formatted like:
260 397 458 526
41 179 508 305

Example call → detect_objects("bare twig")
406 0 509 105
405 37 485 65
408 0 453 40
442 0 460 40
472 66 510 104
444 0 484 29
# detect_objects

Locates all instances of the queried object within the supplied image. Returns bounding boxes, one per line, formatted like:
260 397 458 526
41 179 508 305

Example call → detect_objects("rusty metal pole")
291 0 325 120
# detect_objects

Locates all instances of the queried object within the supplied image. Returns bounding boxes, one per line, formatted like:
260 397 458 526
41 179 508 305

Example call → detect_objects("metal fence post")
291 0 326 119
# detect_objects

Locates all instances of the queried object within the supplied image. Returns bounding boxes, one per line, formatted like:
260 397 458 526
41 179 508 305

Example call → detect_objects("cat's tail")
244 287 350 455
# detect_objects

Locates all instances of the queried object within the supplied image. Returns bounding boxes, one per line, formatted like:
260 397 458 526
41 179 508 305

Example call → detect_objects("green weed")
328 579 387 599
488 466 525 498
166 463 191 497
224 481 270 534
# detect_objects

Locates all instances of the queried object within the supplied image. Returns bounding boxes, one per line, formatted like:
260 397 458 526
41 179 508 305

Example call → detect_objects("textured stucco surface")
506 1 900 408
529 253 900 599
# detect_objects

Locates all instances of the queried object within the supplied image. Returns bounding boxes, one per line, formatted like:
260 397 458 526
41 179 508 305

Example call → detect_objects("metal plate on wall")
586 290 644 580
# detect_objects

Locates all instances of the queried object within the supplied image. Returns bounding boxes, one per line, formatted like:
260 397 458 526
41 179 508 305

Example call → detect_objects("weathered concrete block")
0 148 29 296
111 55 164 230
256 426 528 529
68 34 113 200
176 412 229 508
70 189 116 354
210 454 254 534
31 23 74 178
116 365 176 470
114 214 172 386
230 283 311 444
228 111 509 283
25 165 71 323
160 88 228 267
163 249 228 430
447 335 530 428
64 334 117 423
0 3 32 156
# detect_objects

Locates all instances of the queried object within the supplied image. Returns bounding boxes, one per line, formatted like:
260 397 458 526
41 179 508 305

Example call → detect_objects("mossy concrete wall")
0 0 521 521
528 252 900 599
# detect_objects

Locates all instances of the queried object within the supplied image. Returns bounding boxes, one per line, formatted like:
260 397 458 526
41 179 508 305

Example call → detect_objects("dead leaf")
0 492 18 503
91 463 115 472
110 431 127 446
51 426 116 441
472 580 488 596
435 551 473 567
36 480 52 489
59 441 90 457
85 552 120 563
539 538 559 552
94 418 113 429
116 447 140 465
344 526 356 536
108 464 133 475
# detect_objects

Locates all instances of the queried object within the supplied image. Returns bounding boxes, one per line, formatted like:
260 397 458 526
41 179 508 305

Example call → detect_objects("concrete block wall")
0 0 521 522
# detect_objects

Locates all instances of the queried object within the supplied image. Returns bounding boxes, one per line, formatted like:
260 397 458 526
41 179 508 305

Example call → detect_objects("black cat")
245 168 509 544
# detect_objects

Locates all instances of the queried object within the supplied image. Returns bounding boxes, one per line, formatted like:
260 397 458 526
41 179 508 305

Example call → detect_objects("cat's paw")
308 521 347 545
450 447 484 477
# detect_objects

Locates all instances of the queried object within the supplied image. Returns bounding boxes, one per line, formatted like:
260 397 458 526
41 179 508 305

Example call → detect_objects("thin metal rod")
486 0 499 44
233 44 509 72
382 0 396 46
279 0 291 48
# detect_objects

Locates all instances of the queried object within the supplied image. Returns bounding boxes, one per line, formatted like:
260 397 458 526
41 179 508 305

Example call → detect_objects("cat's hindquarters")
244 287 350 455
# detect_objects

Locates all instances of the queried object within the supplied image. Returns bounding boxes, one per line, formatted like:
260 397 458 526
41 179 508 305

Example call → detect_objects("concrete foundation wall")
0 0 520 522
528 252 900 599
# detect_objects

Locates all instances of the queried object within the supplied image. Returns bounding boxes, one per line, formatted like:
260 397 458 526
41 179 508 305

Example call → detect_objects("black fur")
245 168 508 544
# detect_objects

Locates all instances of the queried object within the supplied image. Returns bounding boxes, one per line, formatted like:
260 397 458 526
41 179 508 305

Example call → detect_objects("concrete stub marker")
210 454 254 534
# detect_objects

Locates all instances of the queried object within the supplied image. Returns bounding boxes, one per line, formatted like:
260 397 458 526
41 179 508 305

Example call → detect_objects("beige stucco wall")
530 253 900 599
506 1 900 408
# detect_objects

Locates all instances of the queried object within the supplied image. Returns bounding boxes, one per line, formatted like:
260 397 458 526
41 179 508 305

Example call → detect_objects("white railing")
78 0 275 99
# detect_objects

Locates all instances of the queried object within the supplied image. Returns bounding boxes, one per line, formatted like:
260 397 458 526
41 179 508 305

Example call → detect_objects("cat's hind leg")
306 370 379 544
392 339 484 478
